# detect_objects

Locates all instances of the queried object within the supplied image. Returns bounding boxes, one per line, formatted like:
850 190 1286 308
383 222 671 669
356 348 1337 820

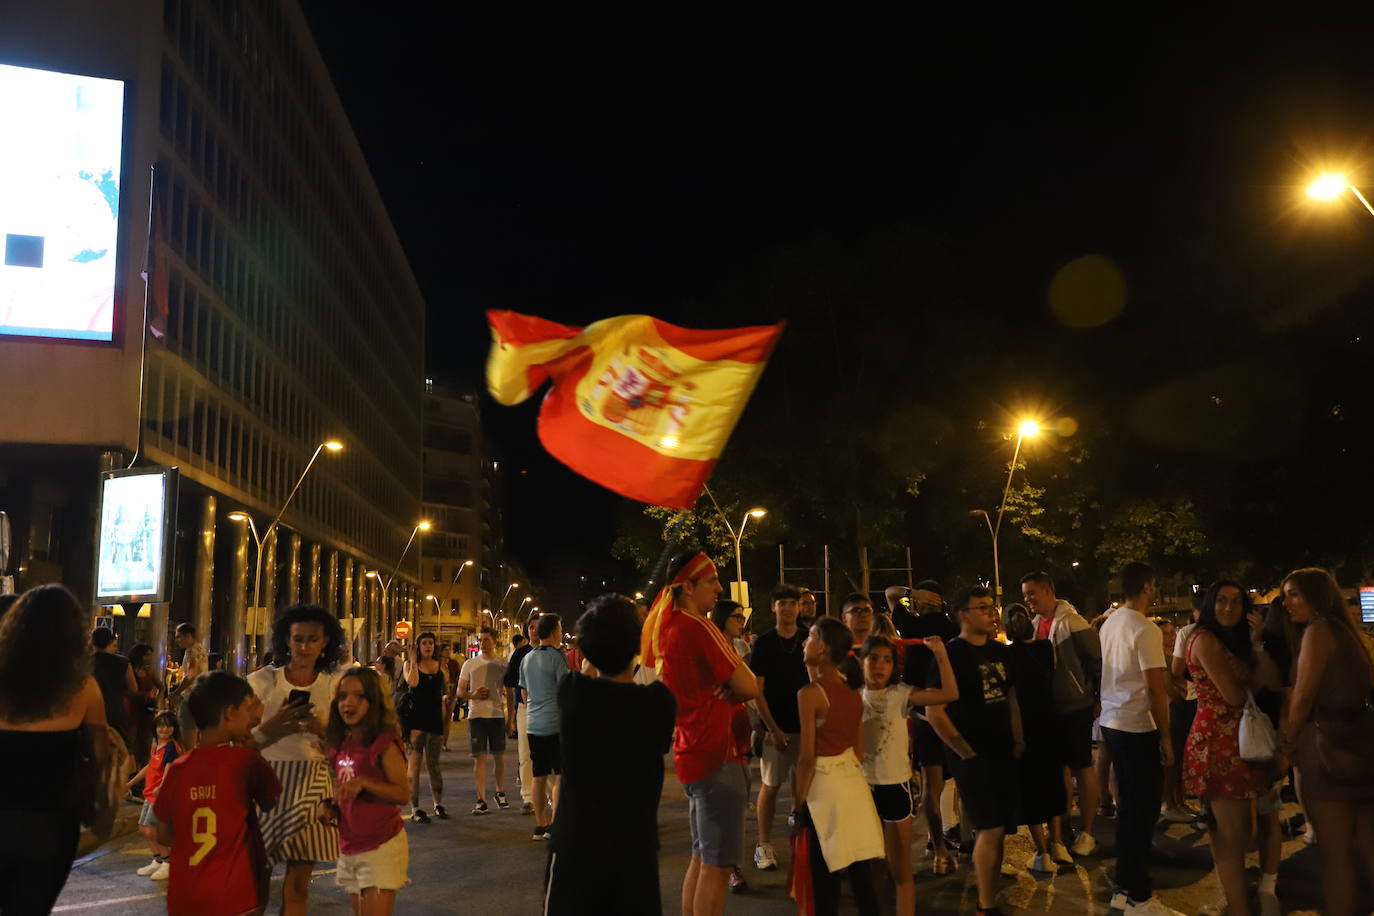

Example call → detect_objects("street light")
706 495 767 611
1307 173 1374 218
375 520 431 647
227 439 342 669
969 419 1041 607
500 582 520 609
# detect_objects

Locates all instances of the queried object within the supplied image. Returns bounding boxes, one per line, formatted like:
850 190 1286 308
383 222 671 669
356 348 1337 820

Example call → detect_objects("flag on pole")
486 310 783 509
140 175 168 340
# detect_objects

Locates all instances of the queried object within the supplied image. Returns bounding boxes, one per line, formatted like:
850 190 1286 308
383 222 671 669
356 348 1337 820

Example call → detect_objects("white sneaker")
150 860 170 881
753 841 778 871
1302 826 1317 846
1070 832 1098 857
1123 896 1185 916
1029 852 1054 874
1161 805 1196 824
1051 840 1074 864
136 858 161 876
1110 890 1128 911
1258 892 1280 916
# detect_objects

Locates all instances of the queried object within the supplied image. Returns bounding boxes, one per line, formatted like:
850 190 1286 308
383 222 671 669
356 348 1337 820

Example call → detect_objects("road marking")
53 893 162 912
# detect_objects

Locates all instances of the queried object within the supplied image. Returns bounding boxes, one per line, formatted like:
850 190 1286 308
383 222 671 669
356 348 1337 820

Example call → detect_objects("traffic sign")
94 615 114 631
395 620 412 640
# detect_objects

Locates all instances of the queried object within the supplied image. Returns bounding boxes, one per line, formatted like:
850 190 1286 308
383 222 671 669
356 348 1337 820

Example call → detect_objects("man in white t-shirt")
459 628 510 815
1098 562 1183 916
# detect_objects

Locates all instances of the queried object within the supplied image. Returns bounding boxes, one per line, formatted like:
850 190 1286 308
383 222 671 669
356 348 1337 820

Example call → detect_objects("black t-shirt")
503 643 534 705
551 672 676 853
747 630 808 733
901 612 961 687
927 637 1014 758
1006 640 1056 735
92 652 130 731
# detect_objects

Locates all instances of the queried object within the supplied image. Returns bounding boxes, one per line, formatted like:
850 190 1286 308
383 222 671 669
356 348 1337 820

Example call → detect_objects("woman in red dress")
1183 581 1281 916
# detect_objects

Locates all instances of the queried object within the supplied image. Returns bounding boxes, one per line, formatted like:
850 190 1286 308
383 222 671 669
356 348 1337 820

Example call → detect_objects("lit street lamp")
1307 173 1374 217
228 439 342 669
369 520 432 648
705 493 767 611
499 582 520 610
969 419 1041 607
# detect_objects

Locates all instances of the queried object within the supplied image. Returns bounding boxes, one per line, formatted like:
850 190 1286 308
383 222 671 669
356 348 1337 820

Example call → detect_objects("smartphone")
287 689 312 707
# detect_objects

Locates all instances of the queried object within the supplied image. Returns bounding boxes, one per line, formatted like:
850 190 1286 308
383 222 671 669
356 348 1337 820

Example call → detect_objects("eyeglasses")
962 603 997 614
729 613 746 622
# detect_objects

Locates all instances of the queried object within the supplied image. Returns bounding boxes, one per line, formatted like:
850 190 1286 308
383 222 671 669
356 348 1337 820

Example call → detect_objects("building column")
340 557 354 651
286 533 301 606
227 516 249 674
192 495 216 651
325 550 339 614
262 528 278 623
308 543 322 605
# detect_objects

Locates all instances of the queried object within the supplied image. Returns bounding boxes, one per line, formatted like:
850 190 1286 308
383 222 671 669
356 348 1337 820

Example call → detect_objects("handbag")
1314 703 1374 785
1238 692 1277 763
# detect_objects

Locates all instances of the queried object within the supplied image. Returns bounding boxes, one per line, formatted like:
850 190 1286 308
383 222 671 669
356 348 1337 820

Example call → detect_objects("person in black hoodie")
545 594 676 915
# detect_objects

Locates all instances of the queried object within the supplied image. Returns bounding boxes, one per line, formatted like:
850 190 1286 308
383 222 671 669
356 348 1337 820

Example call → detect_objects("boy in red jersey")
155 671 282 916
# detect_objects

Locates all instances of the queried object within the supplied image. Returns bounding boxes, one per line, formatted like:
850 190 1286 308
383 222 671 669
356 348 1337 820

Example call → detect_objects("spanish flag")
486 310 783 509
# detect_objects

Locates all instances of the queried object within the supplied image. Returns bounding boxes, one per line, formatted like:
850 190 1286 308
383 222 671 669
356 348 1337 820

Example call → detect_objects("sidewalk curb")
75 803 143 863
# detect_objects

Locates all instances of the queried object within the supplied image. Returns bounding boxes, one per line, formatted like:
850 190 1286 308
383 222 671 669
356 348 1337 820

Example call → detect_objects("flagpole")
128 161 157 469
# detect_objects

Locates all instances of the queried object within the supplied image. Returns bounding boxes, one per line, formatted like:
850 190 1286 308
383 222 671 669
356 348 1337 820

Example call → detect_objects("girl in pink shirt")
320 667 410 915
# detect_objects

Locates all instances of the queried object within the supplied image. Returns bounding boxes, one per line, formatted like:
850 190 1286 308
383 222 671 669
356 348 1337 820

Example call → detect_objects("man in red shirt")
655 550 760 916
156 671 282 916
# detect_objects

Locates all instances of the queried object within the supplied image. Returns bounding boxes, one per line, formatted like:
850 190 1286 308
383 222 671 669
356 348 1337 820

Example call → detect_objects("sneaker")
136 858 161 876
1051 841 1075 864
1070 832 1098 857
1029 853 1055 874
150 860 170 881
471 799 489 816
1302 826 1317 846
1161 805 1196 824
729 868 748 893
1123 896 1186 916
411 809 430 824
531 825 549 841
932 853 955 876
434 804 450 820
1198 903 1226 916
753 842 778 871
494 791 510 809
520 801 534 815
1258 891 1280 916
1098 799 1117 818
1110 889 1128 911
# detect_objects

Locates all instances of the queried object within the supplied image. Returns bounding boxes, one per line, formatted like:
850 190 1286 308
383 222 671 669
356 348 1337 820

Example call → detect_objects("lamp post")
369 520 431 649
1307 173 1374 218
969 419 1040 607
499 581 520 611
228 439 342 669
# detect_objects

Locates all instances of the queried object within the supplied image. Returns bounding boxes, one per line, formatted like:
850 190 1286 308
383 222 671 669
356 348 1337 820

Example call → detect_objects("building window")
432 565 442 583
449 598 460 616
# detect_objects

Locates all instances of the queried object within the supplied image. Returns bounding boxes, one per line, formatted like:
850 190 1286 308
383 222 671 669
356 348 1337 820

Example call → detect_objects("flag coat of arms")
486 310 783 508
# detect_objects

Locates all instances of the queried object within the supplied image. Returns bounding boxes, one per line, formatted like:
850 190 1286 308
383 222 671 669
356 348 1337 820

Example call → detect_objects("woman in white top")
247 603 346 916
859 633 957 916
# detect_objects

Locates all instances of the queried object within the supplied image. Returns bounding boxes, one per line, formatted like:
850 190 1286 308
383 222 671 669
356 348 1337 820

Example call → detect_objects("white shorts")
760 733 801 788
335 829 409 894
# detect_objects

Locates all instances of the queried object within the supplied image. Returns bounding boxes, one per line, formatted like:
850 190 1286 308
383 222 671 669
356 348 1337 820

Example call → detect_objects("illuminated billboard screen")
95 468 177 604
0 63 125 342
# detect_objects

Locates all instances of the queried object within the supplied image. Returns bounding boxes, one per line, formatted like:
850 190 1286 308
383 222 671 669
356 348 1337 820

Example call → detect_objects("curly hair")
326 666 401 749
268 604 344 673
0 584 91 723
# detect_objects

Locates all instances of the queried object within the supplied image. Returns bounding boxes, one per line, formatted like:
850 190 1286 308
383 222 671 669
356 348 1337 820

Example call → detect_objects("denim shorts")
683 762 747 867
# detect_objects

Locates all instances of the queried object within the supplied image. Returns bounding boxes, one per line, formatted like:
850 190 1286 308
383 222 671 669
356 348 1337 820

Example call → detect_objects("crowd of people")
0 550 1371 915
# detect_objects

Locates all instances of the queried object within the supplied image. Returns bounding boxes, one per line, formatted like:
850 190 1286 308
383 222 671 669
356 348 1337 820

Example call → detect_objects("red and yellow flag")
486 310 783 508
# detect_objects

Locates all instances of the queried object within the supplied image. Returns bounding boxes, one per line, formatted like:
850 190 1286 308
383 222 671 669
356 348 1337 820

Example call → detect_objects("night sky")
303 7 1374 601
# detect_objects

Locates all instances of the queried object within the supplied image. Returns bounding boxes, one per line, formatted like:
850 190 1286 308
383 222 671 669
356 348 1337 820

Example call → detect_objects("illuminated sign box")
0 63 125 342
1361 587 1374 625
95 467 177 604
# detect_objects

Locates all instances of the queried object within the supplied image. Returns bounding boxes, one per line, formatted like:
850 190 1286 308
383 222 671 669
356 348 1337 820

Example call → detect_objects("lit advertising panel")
0 63 125 341
95 468 177 604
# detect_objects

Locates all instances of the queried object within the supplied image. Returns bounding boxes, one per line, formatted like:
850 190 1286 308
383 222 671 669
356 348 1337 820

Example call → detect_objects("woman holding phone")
248 603 346 915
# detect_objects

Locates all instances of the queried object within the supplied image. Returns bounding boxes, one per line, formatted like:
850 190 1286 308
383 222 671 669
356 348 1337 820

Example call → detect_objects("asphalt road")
56 721 1341 915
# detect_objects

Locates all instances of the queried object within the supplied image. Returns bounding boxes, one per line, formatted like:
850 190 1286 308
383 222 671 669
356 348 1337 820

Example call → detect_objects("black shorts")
950 755 1020 833
529 732 562 777
1056 706 1095 771
912 718 949 773
870 782 914 822
1170 698 1196 753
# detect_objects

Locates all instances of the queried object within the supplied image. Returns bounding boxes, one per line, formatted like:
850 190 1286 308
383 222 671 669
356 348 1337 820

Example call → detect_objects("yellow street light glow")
425 594 435 600
1307 174 1349 200
748 507 767 518
511 582 520 588
1018 419 1041 438
366 571 379 579
227 512 248 522
417 520 432 531
463 560 474 566
323 440 344 452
